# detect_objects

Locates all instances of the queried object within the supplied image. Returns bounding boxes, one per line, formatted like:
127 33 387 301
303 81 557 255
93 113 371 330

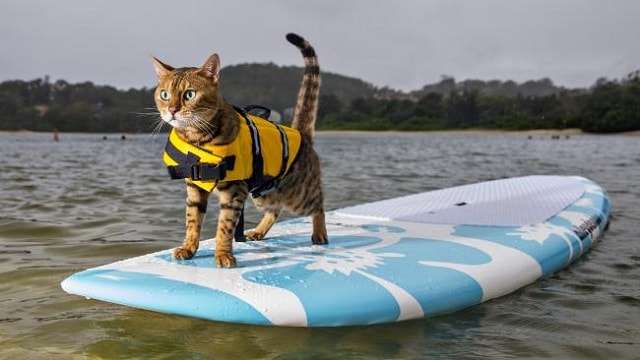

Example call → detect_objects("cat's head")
151 54 222 132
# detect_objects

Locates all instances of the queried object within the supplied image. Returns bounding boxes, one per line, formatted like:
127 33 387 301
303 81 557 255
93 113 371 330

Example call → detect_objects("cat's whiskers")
198 118 217 137
193 111 217 135
128 109 165 138
188 113 216 137
132 113 162 117
149 119 165 138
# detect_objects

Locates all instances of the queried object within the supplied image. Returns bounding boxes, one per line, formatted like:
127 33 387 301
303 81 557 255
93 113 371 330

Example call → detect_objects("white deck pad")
337 176 585 226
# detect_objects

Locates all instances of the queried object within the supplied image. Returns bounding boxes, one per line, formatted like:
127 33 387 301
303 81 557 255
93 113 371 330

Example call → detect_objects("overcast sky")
2 0 639 91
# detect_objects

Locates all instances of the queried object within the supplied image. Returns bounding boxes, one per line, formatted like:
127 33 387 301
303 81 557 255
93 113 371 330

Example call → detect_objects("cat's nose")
169 106 180 115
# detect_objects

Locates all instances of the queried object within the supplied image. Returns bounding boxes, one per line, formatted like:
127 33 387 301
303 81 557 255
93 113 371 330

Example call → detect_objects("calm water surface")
0 131 638 359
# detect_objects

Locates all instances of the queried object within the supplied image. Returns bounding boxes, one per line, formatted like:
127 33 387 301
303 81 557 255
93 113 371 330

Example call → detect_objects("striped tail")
286 33 320 138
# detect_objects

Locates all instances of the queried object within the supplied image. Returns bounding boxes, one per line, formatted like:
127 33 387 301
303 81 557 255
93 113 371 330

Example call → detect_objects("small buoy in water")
102 136 108 140
527 135 532 140
551 135 560 140
121 135 126 140
565 135 570 139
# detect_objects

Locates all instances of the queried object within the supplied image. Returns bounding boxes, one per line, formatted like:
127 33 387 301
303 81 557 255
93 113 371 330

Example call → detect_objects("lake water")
0 131 638 359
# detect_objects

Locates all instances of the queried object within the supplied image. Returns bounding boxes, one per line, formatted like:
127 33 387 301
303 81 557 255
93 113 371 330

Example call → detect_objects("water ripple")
0 131 639 358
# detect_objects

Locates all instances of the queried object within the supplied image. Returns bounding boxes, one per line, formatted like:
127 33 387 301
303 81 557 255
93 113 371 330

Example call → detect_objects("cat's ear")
200 53 220 82
151 56 174 77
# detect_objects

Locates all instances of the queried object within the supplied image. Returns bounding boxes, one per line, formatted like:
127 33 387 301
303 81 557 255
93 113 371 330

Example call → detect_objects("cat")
152 33 327 268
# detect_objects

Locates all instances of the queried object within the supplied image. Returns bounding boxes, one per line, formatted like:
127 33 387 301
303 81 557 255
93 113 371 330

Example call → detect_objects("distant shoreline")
2 128 639 136
316 128 586 135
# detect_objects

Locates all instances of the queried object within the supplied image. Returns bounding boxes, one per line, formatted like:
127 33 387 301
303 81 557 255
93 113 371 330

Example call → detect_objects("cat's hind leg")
246 208 281 241
311 210 328 245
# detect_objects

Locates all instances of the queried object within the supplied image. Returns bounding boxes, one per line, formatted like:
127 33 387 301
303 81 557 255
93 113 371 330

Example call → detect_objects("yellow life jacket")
162 108 301 195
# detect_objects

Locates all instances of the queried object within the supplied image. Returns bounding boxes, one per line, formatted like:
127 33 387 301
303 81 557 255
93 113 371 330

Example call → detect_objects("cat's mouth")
162 113 188 129
167 118 188 129
163 112 216 135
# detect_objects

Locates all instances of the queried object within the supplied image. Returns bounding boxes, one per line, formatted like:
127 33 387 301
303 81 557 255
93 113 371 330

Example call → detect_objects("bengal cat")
152 33 327 268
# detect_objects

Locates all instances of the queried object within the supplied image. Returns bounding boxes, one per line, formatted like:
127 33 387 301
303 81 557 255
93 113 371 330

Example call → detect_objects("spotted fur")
152 33 326 268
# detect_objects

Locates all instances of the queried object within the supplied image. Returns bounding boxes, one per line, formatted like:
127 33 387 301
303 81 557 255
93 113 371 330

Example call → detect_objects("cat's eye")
159 90 170 101
184 90 196 101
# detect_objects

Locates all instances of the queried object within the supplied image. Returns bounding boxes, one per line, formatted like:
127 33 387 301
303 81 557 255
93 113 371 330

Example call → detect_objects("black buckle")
190 163 224 181
188 157 235 181
190 164 202 181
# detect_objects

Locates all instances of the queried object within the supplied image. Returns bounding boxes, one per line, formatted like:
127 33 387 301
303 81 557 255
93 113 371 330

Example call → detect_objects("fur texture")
152 33 326 268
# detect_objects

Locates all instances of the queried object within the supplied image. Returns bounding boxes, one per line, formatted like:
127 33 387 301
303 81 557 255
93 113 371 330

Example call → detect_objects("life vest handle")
243 104 272 120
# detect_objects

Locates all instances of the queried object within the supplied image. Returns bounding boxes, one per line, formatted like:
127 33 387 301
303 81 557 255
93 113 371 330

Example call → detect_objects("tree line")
0 65 638 133
319 74 640 133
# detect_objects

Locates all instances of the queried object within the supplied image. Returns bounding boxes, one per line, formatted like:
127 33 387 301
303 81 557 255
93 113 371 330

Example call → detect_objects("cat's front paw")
245 230 265 241
173 246 196 260
216 252 237 268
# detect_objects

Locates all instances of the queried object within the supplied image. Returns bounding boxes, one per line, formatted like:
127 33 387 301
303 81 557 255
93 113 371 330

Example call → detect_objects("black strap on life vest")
247 121 290 197
231 105 291 242
232 105 266 242
164 140 236 181
233 106 265 193
274 122 290 179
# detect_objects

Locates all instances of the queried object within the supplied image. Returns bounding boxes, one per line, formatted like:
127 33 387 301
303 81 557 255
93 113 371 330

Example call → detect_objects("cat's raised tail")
286 33 320 138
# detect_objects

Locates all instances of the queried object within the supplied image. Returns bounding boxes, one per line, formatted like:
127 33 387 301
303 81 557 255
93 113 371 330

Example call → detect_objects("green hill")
220 63 379 111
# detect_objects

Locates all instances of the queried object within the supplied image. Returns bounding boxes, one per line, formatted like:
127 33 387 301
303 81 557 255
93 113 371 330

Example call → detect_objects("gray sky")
2 0 639 91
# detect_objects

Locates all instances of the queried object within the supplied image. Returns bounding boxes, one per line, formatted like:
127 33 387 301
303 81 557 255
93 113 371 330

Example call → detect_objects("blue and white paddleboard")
61 176 610 327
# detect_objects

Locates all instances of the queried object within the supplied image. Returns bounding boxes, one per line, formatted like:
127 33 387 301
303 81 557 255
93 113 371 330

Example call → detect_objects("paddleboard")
61 175 610 327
